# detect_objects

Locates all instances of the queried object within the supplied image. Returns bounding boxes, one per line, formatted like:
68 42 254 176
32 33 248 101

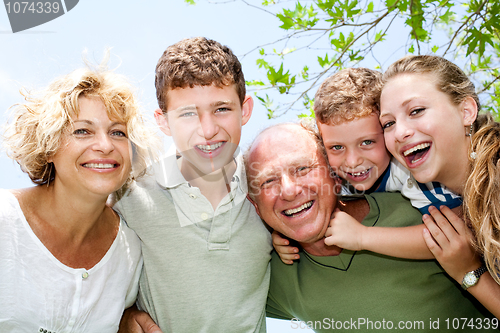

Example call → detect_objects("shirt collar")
152 144 247 193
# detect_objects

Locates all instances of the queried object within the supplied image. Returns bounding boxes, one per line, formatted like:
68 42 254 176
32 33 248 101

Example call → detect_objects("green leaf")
277 13 295 30
367 1 374 13
431 45 439 53
317 54 331 68
408 44 415 53
256 58 269 69
246 80 265 86
374 30 385 43
255 93 275 119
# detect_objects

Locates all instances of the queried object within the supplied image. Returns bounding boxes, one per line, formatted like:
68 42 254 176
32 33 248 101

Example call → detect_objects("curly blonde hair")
3 67 157 186
314 68 382 125
465 113 500 284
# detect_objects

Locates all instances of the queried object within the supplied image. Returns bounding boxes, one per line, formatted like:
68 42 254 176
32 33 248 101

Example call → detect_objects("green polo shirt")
267 192 496 332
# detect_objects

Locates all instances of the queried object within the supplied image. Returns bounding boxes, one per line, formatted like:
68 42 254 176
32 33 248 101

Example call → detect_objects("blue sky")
0 1 311 331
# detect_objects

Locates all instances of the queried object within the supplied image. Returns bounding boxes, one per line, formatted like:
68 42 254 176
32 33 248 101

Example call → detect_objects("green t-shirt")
267 192 497 332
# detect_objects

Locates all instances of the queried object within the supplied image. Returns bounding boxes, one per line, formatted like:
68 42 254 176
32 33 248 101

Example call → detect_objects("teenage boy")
274 68 462 264
115 37 272 332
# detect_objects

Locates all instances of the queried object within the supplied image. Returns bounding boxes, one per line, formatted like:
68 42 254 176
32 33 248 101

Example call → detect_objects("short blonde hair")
3 67 157 186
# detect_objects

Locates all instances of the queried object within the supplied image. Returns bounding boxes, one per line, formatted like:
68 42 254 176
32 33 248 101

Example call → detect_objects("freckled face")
50 96 131 197
248 125 336 243
318 113 391 192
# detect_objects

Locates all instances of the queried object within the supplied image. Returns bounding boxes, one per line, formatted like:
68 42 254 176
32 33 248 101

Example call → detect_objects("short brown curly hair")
155 37 246 112
314 68 382 125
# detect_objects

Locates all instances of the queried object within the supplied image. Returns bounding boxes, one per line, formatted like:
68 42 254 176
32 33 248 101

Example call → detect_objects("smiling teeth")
284 201 313 216
404 143 430 156
197 142 223 153
83 163 115 169
348 169 370 177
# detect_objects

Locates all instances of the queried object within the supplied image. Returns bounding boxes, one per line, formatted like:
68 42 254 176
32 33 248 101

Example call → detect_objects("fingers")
438 205 471 237
422 227 442 257
272 231 289 246
275 244 300 264
324 235 336 247
272 231 300 264
422 210 450 248
428 205 459 239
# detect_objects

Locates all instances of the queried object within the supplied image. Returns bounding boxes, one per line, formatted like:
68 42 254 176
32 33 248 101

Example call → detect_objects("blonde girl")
380 55 500 318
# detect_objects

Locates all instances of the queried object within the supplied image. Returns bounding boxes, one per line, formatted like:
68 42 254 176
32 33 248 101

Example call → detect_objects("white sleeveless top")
0 189 142 333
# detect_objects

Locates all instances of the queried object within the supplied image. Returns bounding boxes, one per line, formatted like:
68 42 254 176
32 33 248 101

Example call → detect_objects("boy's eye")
216 107 230 113
330 145 343 151
179 111 197 117
361 140 373 146
382 121 395 130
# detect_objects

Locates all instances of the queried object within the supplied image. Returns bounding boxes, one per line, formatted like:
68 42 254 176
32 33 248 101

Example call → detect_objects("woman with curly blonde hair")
380 54 500 318
0 64 157 332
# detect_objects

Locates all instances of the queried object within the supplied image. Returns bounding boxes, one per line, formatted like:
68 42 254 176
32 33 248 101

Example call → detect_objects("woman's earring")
466 124 473 137
46 163 53 187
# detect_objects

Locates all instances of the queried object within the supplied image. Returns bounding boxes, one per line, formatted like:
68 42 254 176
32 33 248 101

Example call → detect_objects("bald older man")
245 122 496 332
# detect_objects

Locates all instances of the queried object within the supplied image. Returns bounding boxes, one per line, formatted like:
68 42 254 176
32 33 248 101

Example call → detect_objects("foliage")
186 0 500 119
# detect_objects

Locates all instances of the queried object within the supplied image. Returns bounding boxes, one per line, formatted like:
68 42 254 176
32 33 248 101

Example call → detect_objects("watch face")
463 272 477 287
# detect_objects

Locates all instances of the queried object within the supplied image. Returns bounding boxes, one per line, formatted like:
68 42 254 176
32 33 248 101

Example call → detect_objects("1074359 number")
5 2 60 14
445 317 498 330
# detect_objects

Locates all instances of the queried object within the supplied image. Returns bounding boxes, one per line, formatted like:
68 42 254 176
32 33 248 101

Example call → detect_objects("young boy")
275 68 462 263
115 37 272 332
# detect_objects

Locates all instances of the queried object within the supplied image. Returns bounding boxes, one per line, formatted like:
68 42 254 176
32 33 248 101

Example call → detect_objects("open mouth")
82 163 117 169
345 167 372 181
403 143 431 165
283 200 313 217
196 142 224 154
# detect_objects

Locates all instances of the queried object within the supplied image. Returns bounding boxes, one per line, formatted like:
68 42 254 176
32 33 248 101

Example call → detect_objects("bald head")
245 122 337 244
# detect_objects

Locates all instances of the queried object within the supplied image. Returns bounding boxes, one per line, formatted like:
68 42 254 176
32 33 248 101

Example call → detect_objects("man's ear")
462 96 478 127
241 95 254 126
154 108 171 136
246 194 261 217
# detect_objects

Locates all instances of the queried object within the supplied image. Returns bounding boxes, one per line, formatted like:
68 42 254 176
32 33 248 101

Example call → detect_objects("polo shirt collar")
152 144 247 193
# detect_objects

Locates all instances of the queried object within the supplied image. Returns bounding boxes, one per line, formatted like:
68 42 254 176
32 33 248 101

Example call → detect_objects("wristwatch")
461 265 487 290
